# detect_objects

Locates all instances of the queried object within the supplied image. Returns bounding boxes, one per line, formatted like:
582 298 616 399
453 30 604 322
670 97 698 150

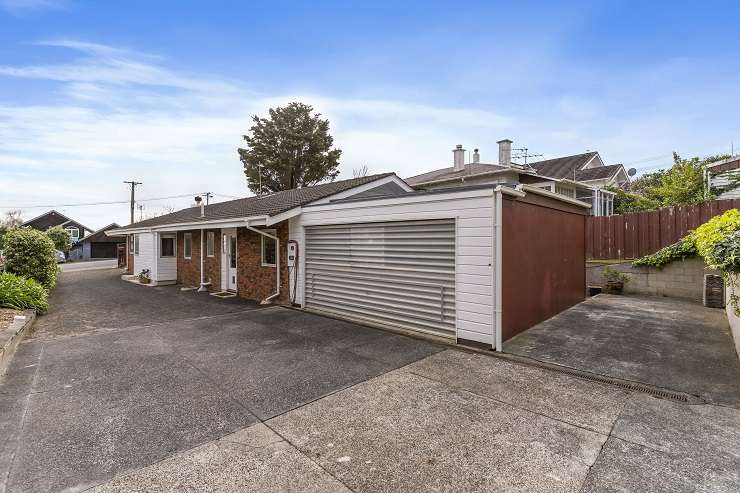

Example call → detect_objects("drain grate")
210 291 237 298
496 354 702 404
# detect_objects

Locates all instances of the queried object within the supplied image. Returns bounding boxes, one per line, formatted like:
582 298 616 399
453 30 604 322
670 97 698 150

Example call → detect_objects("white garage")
303 219 456 338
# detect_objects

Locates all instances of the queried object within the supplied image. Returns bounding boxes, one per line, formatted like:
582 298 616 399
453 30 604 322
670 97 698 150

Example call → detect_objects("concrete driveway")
2 270 739 492
504 294 740 407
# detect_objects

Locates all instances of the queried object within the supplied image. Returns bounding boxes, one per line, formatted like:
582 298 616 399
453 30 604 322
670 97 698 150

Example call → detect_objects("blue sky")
2 0 740 228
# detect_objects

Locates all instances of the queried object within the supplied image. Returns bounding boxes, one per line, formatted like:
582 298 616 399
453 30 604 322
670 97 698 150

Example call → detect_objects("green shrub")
0 272 48 312
694 209 740 269
46 225 72 252
632 233 697 269
3 228 58 289
603 266 631 283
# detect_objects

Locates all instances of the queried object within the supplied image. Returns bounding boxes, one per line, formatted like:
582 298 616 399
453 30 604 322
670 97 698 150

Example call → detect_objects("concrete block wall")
726 275 740 359
586 257 720 303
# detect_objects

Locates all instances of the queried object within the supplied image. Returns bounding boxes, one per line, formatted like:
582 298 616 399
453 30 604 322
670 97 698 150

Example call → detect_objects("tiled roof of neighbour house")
574 164 625 181
405 163 508 186
529 152 599 180
113 173 395 230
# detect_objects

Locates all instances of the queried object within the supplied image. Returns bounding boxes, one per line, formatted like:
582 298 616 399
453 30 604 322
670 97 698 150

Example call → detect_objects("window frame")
65 226 79 241
206 231 215 257
261 229 277 267
160 234 176 258
183 233 192 259
134 234 140 255
129 235 134 254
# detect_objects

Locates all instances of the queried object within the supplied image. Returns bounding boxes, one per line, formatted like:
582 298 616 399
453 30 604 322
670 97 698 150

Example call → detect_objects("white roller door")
304 219 456 338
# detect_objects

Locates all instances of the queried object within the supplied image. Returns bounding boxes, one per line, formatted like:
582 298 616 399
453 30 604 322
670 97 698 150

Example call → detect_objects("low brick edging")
586 257 720 303
0 309 36 375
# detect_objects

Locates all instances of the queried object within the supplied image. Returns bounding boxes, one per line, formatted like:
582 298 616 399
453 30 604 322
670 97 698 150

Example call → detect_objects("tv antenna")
512 147 543 167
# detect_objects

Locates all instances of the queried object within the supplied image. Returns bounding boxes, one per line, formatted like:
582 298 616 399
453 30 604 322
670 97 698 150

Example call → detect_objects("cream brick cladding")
586 257 720 303
726 274 740 358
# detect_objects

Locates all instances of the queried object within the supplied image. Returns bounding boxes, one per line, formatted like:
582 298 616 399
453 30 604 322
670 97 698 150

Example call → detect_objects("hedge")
3 227 58 289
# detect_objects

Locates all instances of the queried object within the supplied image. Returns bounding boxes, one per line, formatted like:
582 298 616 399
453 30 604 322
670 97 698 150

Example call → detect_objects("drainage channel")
481 351 705 404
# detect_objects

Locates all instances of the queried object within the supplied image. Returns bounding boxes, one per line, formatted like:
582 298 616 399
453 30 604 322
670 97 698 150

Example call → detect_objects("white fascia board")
518 184 592 208
110 216 268 235
495 185 526 198
266 207 303 226
304 187 495 214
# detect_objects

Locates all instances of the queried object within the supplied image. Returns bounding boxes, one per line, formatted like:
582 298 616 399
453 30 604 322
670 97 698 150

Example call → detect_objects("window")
184 233 192 259
206 231 215 257
261 229 277 267
160 235 175 257
134 234 140 255
129 235 134 254
65 227 79 241
554 185 575 198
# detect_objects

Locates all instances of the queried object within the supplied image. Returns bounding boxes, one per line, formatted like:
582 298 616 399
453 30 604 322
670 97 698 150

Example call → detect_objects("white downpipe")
198 228 209 292
245 221 280 304
493 188 504 352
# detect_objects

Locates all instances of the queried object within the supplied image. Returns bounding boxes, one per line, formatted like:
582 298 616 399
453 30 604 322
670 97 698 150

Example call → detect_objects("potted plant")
603 266 630 294
138 269 151 285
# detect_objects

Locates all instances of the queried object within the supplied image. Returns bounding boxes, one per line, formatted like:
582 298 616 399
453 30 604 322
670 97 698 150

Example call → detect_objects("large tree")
238 102 342 194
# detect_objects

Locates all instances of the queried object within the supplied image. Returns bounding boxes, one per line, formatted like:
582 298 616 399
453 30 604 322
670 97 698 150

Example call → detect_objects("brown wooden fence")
586 198 740 259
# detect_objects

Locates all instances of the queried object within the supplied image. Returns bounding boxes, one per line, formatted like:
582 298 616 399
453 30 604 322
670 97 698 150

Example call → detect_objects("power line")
0 193 200 210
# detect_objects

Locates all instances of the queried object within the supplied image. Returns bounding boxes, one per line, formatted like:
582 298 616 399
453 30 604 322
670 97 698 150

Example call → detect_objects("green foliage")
46 225 72 252
0 272 48 312
694 209 740 270
238 102 342 194
602 266 631 283
632 234 697 269
0 225 8 252
3 228 58 289
621 153 730 212
605 186 660 215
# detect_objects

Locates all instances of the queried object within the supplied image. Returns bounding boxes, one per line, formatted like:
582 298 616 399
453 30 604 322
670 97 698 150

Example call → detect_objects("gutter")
245 221 280 304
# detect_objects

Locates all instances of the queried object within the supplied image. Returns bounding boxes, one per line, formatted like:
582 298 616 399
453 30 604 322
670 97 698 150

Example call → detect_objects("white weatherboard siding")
712 172 740 199
293 189 496 344
134 233 155 276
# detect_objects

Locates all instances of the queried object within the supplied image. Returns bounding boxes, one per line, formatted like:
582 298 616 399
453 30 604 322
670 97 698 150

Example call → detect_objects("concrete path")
504 294 740 407
60 259 118 272
2 271 739 491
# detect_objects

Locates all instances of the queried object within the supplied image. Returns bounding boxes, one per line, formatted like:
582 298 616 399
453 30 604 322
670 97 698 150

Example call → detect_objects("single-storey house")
706 155 740 199
69 223 127 261
406 141 628 216
109 163 589 351
21 210 93 243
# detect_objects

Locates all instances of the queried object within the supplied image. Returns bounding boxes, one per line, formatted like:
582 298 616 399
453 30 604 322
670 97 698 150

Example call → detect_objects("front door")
227 233 237 291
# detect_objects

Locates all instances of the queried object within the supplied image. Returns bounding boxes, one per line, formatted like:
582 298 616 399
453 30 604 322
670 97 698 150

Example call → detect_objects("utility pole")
123 180 142 224
203 192 213 205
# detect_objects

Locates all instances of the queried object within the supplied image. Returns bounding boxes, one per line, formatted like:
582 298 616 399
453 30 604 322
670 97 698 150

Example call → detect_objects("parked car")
55 250 66 263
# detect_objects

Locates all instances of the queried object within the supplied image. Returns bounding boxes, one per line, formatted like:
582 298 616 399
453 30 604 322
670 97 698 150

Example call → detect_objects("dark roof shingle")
116 173 394 230
575 164 624 182
529 152 598 179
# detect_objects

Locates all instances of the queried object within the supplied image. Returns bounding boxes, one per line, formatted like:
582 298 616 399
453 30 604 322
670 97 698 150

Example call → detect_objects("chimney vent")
473 149 480 164
497 139 512 167
452 144 466 171
194 195 204 217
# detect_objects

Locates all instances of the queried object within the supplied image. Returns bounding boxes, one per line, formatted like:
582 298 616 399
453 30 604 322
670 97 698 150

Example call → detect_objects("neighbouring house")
706 155 740 199
21 210 93 244
69 223 127 261
405 140 629 216
109 172 589 350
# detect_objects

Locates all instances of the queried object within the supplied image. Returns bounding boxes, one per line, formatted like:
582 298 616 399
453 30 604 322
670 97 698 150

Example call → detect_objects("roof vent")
473 149 480 164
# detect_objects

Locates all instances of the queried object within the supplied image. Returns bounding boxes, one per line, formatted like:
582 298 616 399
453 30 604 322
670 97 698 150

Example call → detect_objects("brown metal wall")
502 196 586 341
586 198 740 259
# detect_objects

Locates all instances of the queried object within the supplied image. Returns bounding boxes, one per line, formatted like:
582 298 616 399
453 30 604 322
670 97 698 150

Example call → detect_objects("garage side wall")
294 190 495 344
501 196 586 341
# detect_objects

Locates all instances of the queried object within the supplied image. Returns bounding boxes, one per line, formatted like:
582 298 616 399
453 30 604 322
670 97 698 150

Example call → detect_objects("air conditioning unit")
703 274 725 308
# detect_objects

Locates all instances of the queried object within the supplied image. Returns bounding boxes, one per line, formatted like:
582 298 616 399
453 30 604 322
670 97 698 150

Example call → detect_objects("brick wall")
177 229 221 290
236 222 290 304
586 257 721 303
